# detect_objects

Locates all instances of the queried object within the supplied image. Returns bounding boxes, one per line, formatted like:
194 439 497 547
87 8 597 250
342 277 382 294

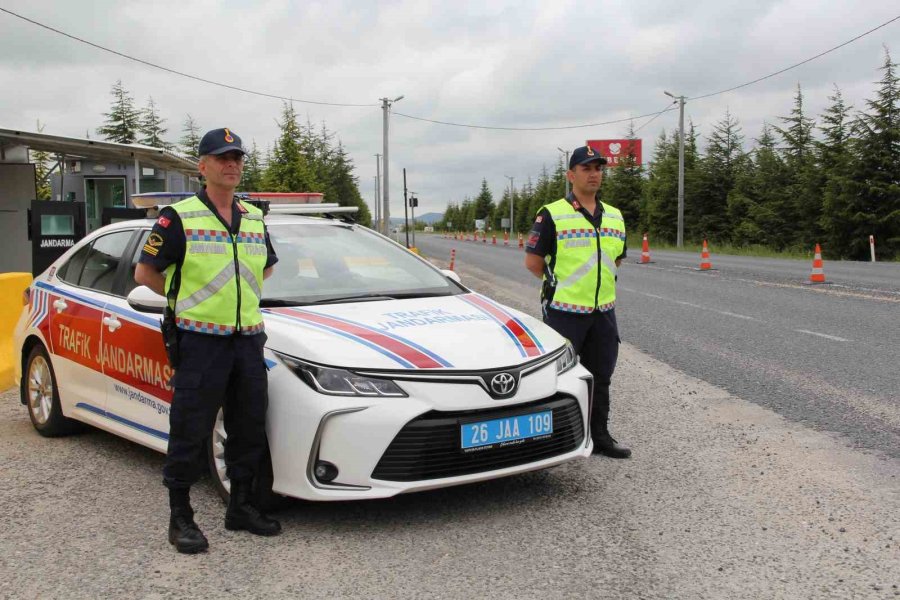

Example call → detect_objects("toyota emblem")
490 372 516 396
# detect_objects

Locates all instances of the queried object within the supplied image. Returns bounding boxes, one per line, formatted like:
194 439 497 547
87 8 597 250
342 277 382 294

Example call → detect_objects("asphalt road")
2 237 898 598
417 235 900 459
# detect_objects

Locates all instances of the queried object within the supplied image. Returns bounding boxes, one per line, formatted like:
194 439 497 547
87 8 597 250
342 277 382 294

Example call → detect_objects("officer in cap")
135 127 281 553
524 144 631 459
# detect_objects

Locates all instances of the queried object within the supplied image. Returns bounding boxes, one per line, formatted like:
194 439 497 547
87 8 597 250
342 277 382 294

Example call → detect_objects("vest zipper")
593 225 601 310
231 232 241 332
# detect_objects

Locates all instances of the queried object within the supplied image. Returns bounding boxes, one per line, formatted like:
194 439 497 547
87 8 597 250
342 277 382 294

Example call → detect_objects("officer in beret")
135 128 281 553
524 144 631 459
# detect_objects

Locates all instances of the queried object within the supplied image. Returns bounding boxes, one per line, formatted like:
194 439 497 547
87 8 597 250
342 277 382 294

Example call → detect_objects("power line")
634 104 677 134
688 14 900 101
0 7 378 108
392 107 679 131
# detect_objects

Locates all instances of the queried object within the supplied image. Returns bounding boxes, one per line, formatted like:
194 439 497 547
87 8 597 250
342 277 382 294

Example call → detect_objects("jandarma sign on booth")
586 139 643 166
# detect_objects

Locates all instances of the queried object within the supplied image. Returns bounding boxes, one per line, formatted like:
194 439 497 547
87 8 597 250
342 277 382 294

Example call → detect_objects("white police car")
14 206 592 503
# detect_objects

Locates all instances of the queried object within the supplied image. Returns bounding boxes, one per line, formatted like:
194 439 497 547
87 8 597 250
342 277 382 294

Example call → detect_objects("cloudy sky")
1 1 898 216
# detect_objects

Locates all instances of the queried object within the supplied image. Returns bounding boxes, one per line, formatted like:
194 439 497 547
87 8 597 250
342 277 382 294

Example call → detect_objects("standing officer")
135 127 281 554
524 144 631 459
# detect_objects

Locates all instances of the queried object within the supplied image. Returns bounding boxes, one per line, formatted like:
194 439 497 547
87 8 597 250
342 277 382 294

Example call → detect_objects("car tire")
206 408 287 512
22 344 79 437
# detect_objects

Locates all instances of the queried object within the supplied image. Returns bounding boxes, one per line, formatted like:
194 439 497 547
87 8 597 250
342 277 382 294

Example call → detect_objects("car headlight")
275 352 407 397
555 340 577 375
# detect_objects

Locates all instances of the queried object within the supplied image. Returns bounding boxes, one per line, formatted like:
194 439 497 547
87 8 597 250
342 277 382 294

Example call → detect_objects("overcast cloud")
1 1 898 216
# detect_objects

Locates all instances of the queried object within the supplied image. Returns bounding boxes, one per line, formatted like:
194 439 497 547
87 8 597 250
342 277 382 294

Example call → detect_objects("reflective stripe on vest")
164 196 267 335
541 198 626 313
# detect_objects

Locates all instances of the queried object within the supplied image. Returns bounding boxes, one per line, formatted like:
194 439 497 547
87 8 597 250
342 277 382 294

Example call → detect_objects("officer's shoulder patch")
157 215 171 228
535 215 543 224
147 233 164 247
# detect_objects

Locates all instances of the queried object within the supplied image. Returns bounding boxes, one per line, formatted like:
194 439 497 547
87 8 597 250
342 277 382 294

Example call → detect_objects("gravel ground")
0 263 898 599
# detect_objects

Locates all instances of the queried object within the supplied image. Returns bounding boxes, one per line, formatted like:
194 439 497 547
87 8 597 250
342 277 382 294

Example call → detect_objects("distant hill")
389 212 443 226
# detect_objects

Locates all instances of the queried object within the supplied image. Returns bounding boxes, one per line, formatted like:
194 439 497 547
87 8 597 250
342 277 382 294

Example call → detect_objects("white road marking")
794 329 850 342
620 287 763 322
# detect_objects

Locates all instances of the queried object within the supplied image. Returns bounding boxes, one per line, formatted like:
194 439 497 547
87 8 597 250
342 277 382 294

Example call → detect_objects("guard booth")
0 127 199 274
29 199 86 276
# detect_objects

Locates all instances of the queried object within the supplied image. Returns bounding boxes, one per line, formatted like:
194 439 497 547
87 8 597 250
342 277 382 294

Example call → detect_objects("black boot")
224 479 282 536
168 487 209 554
591 386 632 459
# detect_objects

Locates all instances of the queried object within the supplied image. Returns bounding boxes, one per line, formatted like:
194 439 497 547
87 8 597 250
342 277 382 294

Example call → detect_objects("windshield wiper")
260 298 307 307
305 294 397 305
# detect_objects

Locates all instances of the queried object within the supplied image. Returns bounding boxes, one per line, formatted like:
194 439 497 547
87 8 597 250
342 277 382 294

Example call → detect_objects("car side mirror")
127 285 166 314
441 269 461 284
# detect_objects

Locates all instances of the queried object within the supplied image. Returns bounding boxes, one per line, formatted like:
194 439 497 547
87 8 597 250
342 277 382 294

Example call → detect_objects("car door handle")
53 299 68 313
102 315 122 332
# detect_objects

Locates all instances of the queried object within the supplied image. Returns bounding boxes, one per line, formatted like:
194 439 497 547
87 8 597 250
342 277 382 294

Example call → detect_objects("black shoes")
592 431 632 459
169 512 210 554
224 480 282 536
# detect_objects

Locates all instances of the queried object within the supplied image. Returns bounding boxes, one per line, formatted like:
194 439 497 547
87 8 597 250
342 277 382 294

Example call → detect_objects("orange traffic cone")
518 233 524 249
482 232 487 243
698 240 713 271
638 233 653 264
449 248 456 271
504 231 509 246
492 233 497 245
809 243 826 284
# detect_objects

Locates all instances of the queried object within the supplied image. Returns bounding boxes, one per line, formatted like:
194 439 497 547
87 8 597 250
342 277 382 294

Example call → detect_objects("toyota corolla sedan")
14 210 593 503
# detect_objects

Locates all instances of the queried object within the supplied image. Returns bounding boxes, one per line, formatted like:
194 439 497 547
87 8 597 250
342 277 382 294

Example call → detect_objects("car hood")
262 293 564 370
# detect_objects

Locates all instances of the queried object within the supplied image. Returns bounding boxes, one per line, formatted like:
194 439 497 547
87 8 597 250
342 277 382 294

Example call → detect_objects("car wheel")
23 344 78 437
206 408 286 512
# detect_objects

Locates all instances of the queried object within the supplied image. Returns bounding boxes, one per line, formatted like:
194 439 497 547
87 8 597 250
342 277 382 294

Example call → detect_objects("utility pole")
380 96 403 236
409 191 417 248
403 168 410 248
374 153 382 232
664 91 686 248
557 147 570 197
504 175 515 236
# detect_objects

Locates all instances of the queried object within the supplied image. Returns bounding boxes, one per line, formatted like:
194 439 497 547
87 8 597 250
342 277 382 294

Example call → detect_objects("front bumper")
265 356 592 501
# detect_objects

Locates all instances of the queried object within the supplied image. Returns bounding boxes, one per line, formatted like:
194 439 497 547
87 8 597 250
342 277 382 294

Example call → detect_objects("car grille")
371 394 584 482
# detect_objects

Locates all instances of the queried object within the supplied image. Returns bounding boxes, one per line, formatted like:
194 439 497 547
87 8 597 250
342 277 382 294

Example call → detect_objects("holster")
161 307 180 369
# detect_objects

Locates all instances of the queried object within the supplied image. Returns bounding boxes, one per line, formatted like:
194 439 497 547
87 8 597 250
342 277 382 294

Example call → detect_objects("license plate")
460 410 553 452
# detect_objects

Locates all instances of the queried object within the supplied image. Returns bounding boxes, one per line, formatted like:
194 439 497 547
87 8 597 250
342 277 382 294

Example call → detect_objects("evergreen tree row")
94 82 370 226
439 49 899 260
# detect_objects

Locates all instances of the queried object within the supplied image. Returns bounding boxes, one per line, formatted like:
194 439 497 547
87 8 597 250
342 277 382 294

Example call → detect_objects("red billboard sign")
586 139 643 167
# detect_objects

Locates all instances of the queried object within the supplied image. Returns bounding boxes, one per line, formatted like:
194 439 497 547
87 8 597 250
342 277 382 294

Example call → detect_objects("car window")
77 231 134 294
57 244 91 285
264 223 459 304
124 230 151 297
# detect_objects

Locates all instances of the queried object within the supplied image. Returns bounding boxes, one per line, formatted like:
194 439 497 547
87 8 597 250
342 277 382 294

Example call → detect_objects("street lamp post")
557 147 570 197
504 175 515 236
380 96 404 236
409 192 418 248
664 91 686 248
374 153 382 231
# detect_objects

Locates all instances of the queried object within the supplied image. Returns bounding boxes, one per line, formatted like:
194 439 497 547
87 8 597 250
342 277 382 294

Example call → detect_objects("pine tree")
238 141 264 193
138 97 171 149
695 109 748 242
775 85 820 247
473 179 495 220
180 114 202 159
31 120 52 200
325 141 371 227
823 48 900 259
263 103 321 193
641 130 679 242
96 80 141 143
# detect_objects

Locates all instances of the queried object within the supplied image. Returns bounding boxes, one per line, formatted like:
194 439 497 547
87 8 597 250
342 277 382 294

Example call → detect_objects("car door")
99 228 173 451
47 229 134 423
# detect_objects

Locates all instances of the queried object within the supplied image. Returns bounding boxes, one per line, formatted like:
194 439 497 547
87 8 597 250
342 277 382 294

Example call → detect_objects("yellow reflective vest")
540 198 626 314
164 196 267 335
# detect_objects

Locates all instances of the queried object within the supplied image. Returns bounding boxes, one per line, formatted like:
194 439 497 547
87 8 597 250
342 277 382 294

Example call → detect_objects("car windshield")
262 222 460 306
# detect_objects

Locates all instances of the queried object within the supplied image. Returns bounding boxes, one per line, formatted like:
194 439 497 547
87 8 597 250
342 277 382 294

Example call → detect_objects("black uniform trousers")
543 307 620 423
163 330 269 490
